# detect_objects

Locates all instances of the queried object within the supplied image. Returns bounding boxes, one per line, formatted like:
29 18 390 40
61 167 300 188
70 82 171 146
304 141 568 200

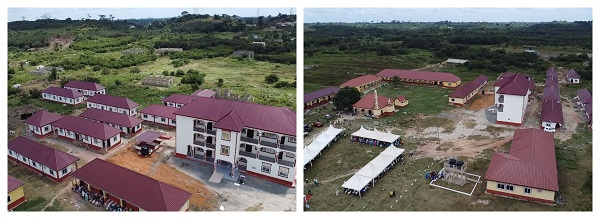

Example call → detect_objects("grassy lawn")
8 162 68 211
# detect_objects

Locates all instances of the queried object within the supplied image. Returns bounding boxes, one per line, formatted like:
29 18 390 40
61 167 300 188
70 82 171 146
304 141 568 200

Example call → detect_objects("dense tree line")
53 53 157 70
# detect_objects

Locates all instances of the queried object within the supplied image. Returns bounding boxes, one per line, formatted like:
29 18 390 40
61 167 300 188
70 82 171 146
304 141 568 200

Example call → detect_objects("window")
8 195 11 202
451 98 455 101
95 139 101 144
222 131 231 141
113 136 118 141
546 123 551 127
142 114 148 119
172 120 176 124
32 161 37 167
497 183 505 190
497 104 504 112
261 162 272 173
220 145 230 155
262 132 277 139
524 188 531 194
506 185 514 191
278 167 289 178
21 157 27 162
44 126 50 131
9 150 13 155
498 95 504 103
49 170 54 175
537 189 542 193
161 118 166 122
289 137 296 143
62 169 68 174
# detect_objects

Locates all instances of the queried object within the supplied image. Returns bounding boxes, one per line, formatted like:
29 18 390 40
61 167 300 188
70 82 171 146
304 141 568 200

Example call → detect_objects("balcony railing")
280 144 296 152
240 137 259 144
277 159 295 167
193 127 205 133
239 151 257 158
206 129 216 135
260 140 278 148
258 155 276 163
206 157 215 163
206 143 216 149
193 140 205 146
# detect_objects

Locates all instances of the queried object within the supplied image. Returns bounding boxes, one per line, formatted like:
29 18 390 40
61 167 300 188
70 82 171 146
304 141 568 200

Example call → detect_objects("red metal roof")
51 116 121 140
87 94 139 110
71 158 191 211
304 87 340 103
540 100 564 124
376 69 461 83
23 110 63 127
41 86 84 98
135 131 164 143
140 104 178 120
175 97 296 136
566 69 581 79
495 73 532 96
449 75 488 98
63 80 105 91
545 67 557 77
214 109 244 132
545 76 558 87
8 136 80 171
542 86 560 101
485 129 558 191
396 96 406 101
8 175 25 193
577 88 592 104
352 93 391 109
585 102 592 123
79 108 143 128
162 94 198 104
340 75 381 88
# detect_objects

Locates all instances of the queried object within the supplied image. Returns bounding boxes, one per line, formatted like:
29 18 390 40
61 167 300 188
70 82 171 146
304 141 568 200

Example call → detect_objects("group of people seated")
72 184 133 211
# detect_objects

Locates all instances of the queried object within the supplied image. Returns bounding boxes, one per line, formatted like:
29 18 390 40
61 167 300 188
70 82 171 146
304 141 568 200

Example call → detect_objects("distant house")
154 48 183 55
540 100 564 133
376 69 461 88
51 116 122 152
71 158 192 211
8 136 80 183
30 65 63 76
524 49 539 55
352 90 407 118
191 89 216 98
41 86 84 105
23 110 63 138
494 73 534 126
566 69 581 84
63 80 106 97
78 108 143 137
252 42 266 47
575 88 592 109
545 75 559 88
162 94 198 108
449 75 488 106
545 67 558 79
232 50 254 59
443 58 469 65
86 94 139 116
340 75 382 92
485 129 558 204
8 175 26 210
140 104 178 128
141 76 174 87
304 87 339 109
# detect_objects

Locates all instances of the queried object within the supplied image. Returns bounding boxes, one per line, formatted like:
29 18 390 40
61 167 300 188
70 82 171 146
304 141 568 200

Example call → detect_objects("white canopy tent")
381 146 405 158
304 125 345 167
303 147 319 166
379 131 401 143
341 174 372 198
356 162 386 185
351 126 372 139
351 126 401 144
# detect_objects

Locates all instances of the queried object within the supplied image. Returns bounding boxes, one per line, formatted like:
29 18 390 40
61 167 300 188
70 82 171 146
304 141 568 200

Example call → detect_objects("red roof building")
304 87 340 109
485 128 558 204
576 88 592 108
352 90 407 118
376 69 461 88
545 76 559 88
545 67 558 79
51 116 122 152
79 108 143 137
63 80 106 97
542 85 560 101
86 94 139 116
339 75 382 92
140 104 178 128
8 136 80 182
566 69 581 83
41 86 84 105
8 175 26 210
494 73 534 126
23 110 63 138
162 94 198 108
449 75 488 106
540 100 564 132
72 158 191 211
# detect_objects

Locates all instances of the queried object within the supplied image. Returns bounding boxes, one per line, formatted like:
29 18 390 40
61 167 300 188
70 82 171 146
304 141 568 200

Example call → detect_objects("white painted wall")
42 93 83 105
542 121 558 132
87 102 136 116
245 157 295 182
176 115 195 156
215 129 237 164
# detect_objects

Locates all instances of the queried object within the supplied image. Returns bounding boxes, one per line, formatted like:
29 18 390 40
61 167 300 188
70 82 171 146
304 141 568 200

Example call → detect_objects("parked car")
312 121 323 127
304 124 313 132
323 114 332 119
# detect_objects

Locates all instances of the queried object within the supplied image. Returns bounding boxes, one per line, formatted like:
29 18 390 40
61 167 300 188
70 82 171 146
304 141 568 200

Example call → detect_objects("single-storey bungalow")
485 128 558 204
23 110 63 138
542 86 561 102
575 88 592 109
71 158 192 211
8 136 80 183
566 69 581 84
87 94 139 116
448 75 488 106
140 104 178 128
51 116 122 152
162 94 198 108
78 108 143 137
134 131 165 157
8 175 26 210
63 80 106 97
545 67 558 79
340 75 382 92
443 58 469 65
540 100 564 133
304 87 340 109
41 86 84 105
352 90 407 118
376 69 461 88
545 76 559 88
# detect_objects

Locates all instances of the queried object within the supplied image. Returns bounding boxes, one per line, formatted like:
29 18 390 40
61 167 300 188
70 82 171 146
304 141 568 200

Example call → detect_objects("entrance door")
278 152 284 160
206 150 213 158
247 129 254 138
207 136 213 144
207 122 213 130
280 136 285 145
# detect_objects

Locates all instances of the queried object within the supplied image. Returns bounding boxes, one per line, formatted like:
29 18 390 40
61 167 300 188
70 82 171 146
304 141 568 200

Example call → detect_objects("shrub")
265 74 279 84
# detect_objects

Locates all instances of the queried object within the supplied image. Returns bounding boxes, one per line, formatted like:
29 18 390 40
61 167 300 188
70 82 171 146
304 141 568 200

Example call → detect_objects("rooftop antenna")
257 8 260 17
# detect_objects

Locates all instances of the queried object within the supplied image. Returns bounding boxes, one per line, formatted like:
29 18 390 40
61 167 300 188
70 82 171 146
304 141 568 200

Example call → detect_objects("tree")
28 88 42 99
258 16 265 28
391 76 401 87
217 78 224 87
130 66 140 74
48 67 58 81
265 74 279 84
19 61 25 70
332 87 361 111
181 11 189 17
115 79 122 86
101 68 110 75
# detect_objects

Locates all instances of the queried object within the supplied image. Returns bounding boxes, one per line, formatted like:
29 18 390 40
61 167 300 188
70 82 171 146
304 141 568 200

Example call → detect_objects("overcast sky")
304 8 592 23
7 8 294 22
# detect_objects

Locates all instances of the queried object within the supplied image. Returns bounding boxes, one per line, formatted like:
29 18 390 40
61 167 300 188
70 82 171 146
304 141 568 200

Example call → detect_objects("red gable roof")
162 94 198 104
52 116 121 140
566 69 581 79
214 109 244 132
42 86 83 98
64 80 105 91
396 96 406 101
545 67 557 77
485 129 558 191
376 69 461 83
304 87 340 103
8 136 80 171
449 75 488 98
495 73 532 96
135 131 164 144
191 89 216 98
545 76 558 87
352 93 391 109
140 104 178 120
585 102 592 122
340 75 381 88
79 108 143 128
8 175 25 193
23 110 63 127
540 100 564 124
175 97 296 136
542 86 560 101
72 158 191 211
87 94 139 110
577 88 592 104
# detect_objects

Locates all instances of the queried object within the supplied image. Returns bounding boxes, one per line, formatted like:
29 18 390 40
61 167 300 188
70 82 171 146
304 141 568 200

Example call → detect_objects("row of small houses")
541 68 563 133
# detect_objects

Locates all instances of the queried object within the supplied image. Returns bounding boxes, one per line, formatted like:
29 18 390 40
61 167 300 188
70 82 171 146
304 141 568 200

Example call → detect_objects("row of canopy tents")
304 125 344 167
351 126 401 146
342 146 405 198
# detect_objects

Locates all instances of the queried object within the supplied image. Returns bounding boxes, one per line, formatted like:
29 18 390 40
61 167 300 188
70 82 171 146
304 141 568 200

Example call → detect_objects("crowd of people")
72 183 134 211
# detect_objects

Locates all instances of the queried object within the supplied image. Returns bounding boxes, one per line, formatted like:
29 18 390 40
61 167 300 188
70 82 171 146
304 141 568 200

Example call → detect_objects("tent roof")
356 162 385 178
342 174 372 191
381 146 405 158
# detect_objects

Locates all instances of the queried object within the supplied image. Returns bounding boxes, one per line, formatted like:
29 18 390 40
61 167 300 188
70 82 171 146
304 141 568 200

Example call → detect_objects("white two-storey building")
494 73 534 126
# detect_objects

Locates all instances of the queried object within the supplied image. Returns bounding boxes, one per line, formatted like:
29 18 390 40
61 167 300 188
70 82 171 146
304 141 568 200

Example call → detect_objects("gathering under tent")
351 126 401 146
303 125 344 167
341 174 372 198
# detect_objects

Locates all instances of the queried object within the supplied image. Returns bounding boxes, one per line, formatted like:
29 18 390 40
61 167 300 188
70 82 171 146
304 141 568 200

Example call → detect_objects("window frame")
222 131 231 141
261 162 272 173
524 188 531 194
278 166 289 178
220 145 230 156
